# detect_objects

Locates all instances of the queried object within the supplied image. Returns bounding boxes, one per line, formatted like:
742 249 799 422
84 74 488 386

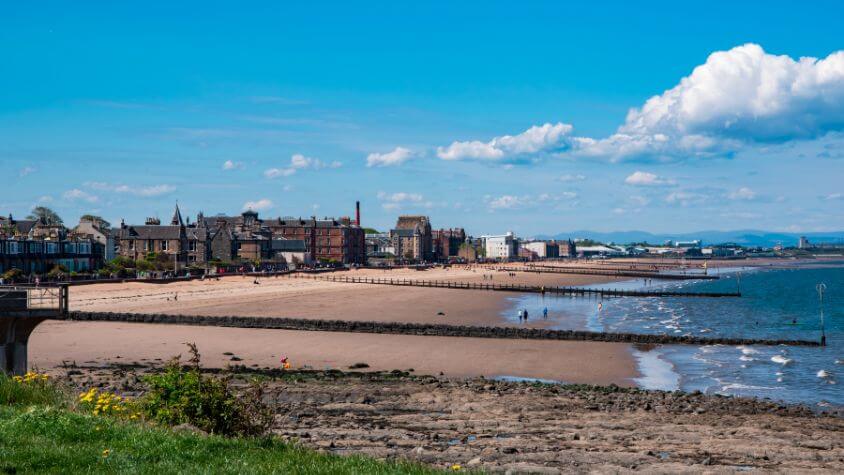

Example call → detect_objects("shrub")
1 267 24 283
0 372 67 407
138 343 273 436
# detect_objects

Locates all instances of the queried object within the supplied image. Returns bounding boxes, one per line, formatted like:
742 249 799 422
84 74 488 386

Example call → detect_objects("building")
1 214 95 275
114 206 193 270
483 232 518 260
269 216 365 264
270 239 311 268
432 228 466 261
365 233 395 256
71 216 115 266
798 236 810 249
389 216 433 262
558 239 576 257
521 241 560 259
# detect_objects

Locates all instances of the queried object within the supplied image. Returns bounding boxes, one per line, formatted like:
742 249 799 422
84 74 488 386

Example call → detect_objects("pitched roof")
116 225 183 240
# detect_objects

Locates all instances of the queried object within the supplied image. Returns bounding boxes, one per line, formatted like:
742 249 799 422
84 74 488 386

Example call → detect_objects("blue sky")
3 1 844 236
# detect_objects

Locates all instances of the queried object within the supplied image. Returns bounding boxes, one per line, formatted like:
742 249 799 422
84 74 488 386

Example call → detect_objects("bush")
138 343 273 436
45 264 69 279
1 267 24 283
0 372 67 407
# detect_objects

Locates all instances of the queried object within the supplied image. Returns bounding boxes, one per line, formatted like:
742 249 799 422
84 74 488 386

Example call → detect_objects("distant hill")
534 230 844 247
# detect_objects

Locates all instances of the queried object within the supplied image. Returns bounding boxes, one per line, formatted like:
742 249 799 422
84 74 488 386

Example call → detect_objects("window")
128 241 135 251
189 241 197 251
161 240 169 251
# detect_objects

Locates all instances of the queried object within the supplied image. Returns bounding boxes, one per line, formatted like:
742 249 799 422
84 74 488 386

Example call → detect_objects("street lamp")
816 283 827 347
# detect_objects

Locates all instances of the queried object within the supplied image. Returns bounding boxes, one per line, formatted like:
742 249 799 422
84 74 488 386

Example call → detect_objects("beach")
31 265 636 384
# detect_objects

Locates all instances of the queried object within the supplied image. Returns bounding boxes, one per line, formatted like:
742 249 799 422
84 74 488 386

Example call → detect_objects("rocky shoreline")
58 363 843 473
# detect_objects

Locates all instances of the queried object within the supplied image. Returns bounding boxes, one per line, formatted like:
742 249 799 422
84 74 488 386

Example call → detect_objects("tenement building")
432 228 466 261
389 215 433 262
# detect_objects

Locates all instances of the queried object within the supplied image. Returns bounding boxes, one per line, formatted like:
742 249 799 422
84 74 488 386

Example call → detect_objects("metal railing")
0 285 67 313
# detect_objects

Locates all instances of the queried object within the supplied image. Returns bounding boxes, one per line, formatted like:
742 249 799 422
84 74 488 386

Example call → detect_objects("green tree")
27 206 63 225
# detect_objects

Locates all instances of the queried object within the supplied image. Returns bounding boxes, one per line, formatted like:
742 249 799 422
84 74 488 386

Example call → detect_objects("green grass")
0 375 442 474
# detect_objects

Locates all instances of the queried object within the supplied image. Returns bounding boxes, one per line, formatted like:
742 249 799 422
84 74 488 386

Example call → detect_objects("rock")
172 423 207 436
467 457 482 466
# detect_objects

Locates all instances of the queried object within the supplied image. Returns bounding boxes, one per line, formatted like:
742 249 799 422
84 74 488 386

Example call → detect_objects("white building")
483 232 518 260
521 241 556 258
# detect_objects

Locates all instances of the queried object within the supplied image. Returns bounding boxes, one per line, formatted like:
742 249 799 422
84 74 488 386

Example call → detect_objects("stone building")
389 216 432 262
114 206 191 269
268 216 365 265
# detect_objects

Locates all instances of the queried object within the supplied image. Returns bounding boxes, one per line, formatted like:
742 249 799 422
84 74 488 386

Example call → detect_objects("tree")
27 206 63 225
80 214 111 229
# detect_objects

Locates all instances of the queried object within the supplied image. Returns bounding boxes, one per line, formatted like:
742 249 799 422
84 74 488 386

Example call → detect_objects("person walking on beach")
518 309 524 322
523 309 529 322
543 307 548 319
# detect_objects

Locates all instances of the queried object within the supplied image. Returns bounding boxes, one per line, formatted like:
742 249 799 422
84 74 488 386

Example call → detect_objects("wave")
771 355 793 365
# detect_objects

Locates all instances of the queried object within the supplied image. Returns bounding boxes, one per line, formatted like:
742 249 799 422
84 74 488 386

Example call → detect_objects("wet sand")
30 321 637 386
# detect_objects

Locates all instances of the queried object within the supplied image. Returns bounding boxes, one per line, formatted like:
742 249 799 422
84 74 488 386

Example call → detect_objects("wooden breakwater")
487 265 719 280
289 274 740 298
60 311 818 347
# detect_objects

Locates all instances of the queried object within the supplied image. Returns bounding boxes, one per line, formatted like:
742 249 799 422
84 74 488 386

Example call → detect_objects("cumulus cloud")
487 195 530 210
624 171 674 186
222 160 243 170
437 122 574 161
86 182 176 197
366 147 414 167
243 199 273 211
63 189 99 203
727 187 757 200
575 44 844 160
265 153 341 178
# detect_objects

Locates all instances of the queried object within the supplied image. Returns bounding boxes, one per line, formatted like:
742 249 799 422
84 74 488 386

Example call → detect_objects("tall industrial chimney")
355 201 361 226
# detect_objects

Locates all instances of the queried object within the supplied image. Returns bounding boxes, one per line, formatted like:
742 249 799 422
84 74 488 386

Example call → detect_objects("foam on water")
633 347 680 391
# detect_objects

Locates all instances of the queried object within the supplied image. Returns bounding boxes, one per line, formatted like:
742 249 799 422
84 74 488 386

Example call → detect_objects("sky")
3 1 844 236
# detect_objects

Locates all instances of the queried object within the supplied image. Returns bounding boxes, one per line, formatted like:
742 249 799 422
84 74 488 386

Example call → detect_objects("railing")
0 285 67 313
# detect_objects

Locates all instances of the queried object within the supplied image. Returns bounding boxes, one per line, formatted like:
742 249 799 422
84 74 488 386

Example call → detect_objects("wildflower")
102 449 110 458
451 464 462 471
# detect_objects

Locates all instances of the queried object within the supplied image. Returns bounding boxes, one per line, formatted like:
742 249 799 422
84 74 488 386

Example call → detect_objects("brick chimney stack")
355 201 361 226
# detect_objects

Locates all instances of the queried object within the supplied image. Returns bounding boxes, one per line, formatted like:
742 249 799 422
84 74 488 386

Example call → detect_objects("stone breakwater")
62 311 820 347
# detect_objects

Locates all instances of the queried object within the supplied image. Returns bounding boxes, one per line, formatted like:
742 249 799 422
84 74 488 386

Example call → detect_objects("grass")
0 374 443 474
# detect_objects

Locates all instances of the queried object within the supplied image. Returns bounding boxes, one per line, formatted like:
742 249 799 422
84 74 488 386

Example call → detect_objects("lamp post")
816 283 827 347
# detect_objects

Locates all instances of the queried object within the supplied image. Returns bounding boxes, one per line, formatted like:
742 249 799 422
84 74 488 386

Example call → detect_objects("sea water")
503 263 844 408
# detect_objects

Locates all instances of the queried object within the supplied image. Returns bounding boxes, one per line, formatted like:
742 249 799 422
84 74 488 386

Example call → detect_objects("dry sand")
30 320 636 386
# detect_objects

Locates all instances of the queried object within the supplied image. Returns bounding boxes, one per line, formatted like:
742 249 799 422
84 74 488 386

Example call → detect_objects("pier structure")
0 285 67 375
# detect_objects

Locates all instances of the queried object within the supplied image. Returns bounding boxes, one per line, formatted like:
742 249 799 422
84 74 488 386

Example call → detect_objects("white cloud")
222 160 243 170
665 190 708 207
574 44 844 160
366 147 414 167
265 153 340 178
19 166 36 177
727 187 757 201
624 171 674 186
824 192 843 200
243 199 273 211
37 195 53 204
438 122 574 161
558 173 586 182
63 189 99 203
377 191 425 210
86 182 175 197
487 195 530 210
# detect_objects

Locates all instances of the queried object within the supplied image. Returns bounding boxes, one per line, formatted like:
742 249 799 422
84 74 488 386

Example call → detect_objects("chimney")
355 201 361 226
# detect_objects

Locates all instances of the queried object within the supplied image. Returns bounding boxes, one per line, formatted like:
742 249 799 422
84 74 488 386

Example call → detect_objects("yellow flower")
451 464 462 471
102 449 110 458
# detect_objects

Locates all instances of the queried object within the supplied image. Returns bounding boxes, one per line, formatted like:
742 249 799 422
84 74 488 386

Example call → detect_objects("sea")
503 262 844 409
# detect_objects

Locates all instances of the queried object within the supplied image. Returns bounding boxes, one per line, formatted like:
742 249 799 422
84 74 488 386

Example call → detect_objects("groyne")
60 311 818 347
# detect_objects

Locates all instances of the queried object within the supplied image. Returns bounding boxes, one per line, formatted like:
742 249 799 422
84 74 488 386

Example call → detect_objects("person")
523 309 529 321
543 307 548 319
34 276 40 287
518 309 524 322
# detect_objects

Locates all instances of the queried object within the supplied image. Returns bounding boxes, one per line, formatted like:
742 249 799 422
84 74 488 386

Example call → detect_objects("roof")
271 239 307 252
391 228 417 238
116 225 183 240
395 215 429 230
